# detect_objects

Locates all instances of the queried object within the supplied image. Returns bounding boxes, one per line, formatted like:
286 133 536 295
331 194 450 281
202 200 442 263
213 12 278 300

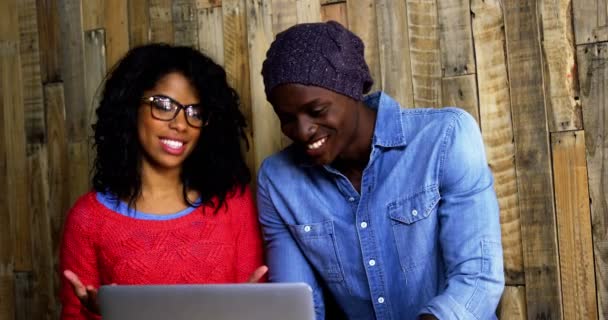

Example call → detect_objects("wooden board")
375 0 414 107
19 0 46 150
222 0 254 173
58 0 87 140
441 75 479 124
0 32 17 319
1 39 31 273
197 6 224 65
104 0 129 69
43 83 70 285
577 41 608 320
346 0 381 94
149 0 174 43
296 0 321 23
28 145 58 320
321 2 347 26
196 0 222 8
437 0 475 77
551 130 598 320
497 286 527 320
14 272 34 320
271 0 297 34
82 0 104 31
504 1 563 317
174 0 198 47
128 0 151 47
246 0 282 172
406 0 442 108
471 0 523 285
572 0 608 45
84 29 106 127
539 0 582 132
35 0 61 83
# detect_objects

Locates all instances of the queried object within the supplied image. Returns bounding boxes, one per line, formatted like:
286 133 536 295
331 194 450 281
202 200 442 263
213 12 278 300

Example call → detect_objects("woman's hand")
63 269 101 314
247 265 269 283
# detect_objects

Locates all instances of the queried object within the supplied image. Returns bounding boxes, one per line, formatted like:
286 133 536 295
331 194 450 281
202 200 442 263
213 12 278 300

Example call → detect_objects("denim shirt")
257 92 505 320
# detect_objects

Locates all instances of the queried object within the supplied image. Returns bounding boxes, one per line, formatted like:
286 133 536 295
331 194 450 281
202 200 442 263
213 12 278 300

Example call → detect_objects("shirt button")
360 221 368 229
368 259 376 266
412 209 418 216
348 197 355 202
304 225 311 232
377 297 385 304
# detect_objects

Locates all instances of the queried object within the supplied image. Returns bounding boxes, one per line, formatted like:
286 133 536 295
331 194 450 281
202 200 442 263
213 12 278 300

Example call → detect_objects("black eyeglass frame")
141 95 210 128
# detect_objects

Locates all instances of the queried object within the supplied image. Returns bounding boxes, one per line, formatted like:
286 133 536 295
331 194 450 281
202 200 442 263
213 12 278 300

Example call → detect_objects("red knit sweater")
59 187 264 319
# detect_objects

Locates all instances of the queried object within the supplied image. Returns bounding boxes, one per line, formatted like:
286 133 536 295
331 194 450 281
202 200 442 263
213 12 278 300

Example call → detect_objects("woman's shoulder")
65 191 108 225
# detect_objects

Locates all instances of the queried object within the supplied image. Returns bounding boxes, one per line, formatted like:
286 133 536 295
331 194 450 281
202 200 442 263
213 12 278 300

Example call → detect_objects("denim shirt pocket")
288 220 346 282
388 186 440 271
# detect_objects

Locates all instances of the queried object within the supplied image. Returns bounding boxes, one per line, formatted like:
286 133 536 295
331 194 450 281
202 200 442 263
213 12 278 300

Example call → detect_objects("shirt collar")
366 92 407 148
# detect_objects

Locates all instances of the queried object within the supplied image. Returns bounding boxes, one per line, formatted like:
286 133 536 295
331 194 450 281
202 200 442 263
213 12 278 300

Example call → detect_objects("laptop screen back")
98 283 314 320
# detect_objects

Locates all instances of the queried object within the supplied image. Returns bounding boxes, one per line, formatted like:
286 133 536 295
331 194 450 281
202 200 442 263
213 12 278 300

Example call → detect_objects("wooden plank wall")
0 0 604 319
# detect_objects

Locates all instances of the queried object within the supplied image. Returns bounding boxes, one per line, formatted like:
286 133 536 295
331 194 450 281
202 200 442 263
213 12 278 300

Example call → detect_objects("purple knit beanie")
262 21 373 101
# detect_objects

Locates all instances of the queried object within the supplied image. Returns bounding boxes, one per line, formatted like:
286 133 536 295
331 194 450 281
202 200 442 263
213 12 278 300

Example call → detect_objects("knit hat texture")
262 21 373 101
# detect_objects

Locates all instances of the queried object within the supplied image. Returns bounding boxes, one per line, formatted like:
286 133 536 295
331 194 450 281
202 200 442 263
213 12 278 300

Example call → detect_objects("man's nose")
296 116 316 142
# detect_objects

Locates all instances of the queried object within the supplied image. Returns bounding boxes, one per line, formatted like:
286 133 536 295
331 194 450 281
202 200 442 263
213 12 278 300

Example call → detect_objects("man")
258 21 504 320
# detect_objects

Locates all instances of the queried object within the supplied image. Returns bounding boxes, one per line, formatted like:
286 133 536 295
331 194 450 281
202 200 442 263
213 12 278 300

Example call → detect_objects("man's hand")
247 265 269 283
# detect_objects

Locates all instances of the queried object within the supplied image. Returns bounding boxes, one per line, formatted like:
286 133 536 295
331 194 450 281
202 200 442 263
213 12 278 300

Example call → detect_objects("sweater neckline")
95 192 201 221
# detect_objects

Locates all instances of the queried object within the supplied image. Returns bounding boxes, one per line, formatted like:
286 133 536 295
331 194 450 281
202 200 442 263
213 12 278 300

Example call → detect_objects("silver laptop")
98 283 314 320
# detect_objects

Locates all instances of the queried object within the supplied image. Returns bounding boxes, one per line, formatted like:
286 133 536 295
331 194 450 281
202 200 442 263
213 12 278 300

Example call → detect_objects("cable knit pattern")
59 187 264 320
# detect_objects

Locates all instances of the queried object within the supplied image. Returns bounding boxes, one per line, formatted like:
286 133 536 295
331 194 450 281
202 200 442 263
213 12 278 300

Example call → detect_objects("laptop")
98 283 315 320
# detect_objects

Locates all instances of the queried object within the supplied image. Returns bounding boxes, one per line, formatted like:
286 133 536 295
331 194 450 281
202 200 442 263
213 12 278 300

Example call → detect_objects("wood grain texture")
539 0 582 132
44 83 69 286
149 0 174 43
84 29 106 126
128 0 150 47
36 0 61 83
406 0 442 107
471 0 523 285
346 0 381 94
504 1 563 317
551 130 598 320
246 0 282 172
321 2 347 26
196 0 222 8
1 38 31 273
223 0 254 173
82 0 104 31
198 6 224 65
497 286 527 320
28 145 58 320
578 41 608 320
572 0 608 45
296 0 321 23
58 0 87 140
271 0 297 34
0 30 17 319
19 0 46 150
441 75 479 123
14 272 34 320
437 0 475 77
174 0 198 47
375 0 414 107
104 0 129 69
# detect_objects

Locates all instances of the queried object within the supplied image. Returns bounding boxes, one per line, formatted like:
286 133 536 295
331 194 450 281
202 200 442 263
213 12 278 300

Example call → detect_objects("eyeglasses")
141 95 210 128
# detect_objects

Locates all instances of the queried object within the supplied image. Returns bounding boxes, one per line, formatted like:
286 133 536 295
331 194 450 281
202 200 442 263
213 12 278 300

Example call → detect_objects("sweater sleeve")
59 194 102 320
233 186 266 283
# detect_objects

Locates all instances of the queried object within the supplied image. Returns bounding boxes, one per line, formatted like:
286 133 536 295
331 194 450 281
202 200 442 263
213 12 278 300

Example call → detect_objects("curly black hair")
92 43 250 210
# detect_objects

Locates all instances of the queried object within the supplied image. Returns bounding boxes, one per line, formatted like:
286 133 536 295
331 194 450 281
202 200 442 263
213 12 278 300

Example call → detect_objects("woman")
60 44 266 319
